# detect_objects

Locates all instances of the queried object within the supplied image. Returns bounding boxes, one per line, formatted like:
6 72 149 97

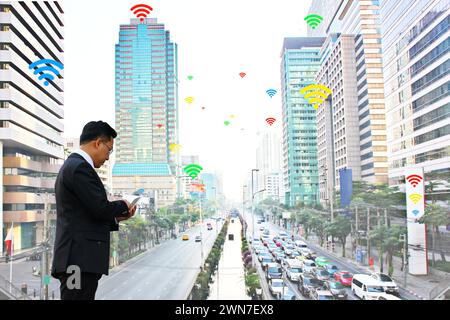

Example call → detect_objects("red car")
334 271 353 286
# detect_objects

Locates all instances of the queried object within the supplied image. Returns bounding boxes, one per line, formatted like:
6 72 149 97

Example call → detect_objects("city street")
97 219 221 300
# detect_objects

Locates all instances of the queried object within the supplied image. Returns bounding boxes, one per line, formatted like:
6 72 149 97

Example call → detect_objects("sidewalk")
208 218 250 300
274 220 450 300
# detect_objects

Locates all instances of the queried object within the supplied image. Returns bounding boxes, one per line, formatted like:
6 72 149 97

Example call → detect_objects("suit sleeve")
72 162 128 222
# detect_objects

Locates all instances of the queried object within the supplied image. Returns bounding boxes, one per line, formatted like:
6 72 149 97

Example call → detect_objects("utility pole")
400 234 407 287
37 192 51 300
199 196 204 271
251 169 259 240
355 206 359 247
367 207 371 267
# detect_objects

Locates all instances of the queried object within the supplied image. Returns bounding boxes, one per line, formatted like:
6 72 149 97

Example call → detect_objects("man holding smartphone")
51 121 137 300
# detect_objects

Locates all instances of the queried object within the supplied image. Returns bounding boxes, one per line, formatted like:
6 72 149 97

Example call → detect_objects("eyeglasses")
102 142 114 155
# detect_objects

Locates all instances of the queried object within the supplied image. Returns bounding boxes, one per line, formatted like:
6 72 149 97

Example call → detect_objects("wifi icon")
185 97 194 104
304 14 323 29
184 164 203 179
29 59 63 86
412 210 420 216
406 174 423 187
266 89 277 98
300 84 332 109
266 117 276 126
131 4 153 22
409 193 422 205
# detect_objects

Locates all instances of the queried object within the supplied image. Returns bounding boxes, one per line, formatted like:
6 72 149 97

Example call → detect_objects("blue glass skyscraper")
281 37 325 207
114 18 179 177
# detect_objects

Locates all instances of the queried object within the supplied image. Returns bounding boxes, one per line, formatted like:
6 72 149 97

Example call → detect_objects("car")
290 250 301 258
295 240 308 248
315 256 330 268
370 273 399 296
195 235 202 242
182 234 189 241
207 223 213 230
261 257 275 270
301 260 317 273
279 231 289 240
258 252 272 262
352 274 386 300
274 251 287 263
268 279 286 297
285 259 303 282
268 244 279 253
259 226 265 231
310 289 335 300
298 273 324 297
255 248 269 256
323 280 348 300
312 267 331 281
334 271 353 287
276 287 297 300
377 293 402 300
325 264 339 276
266 263 283 280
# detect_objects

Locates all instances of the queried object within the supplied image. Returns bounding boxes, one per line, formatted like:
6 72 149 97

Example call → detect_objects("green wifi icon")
304 14 323 30
183 164 203 179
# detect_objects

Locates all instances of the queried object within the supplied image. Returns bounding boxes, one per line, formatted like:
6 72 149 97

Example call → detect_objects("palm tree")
419 203 449 265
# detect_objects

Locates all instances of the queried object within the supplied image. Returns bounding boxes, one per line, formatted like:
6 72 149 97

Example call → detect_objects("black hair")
79 121 117 145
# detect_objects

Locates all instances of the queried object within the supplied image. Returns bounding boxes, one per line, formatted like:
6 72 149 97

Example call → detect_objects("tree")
325 215 351 257
418 203 449 265
369 225 404 274
309 214 327 246
296 210 313 239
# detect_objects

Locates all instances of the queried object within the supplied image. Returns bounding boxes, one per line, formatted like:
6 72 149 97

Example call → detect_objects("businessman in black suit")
51 121 136 300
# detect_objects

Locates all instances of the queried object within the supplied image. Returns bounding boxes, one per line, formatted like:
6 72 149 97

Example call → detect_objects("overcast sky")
63 0 313 201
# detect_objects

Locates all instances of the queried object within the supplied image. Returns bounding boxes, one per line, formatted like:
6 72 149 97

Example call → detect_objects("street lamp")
35 191 53 301
320 165 334 221
251 169 259 240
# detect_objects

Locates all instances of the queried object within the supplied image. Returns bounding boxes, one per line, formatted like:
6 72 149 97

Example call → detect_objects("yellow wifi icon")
300 84 332 109
409 193 422 204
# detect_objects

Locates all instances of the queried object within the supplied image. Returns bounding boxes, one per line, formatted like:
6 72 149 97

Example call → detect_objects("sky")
63 0 313 201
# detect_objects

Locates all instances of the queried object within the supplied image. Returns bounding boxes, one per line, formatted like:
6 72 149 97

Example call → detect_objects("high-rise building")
381 0 450 185
0 2 64 254
255 131 283 201
316 33 361 205
281 37 325 207
64 138 112 193
113 18 179 205
337 0 388 184
307 0 343 37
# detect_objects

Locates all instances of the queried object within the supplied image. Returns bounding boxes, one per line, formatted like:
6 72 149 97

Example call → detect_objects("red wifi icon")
265 117 276 126
131 4 153 22
406 174 423 187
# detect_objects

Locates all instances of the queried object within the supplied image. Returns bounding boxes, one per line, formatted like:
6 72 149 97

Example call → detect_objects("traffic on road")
245 211 407 300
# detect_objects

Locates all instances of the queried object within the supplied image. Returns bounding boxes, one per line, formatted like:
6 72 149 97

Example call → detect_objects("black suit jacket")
51 153 128 276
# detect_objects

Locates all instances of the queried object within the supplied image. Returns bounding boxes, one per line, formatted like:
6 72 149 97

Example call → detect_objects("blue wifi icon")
29 59 64 86
266 88 277 98
412 210 420 216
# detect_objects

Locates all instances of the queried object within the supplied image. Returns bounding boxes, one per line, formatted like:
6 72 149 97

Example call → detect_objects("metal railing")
0 274 31 300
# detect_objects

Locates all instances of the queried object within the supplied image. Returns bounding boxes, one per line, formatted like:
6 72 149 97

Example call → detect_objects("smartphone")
130 197 141 207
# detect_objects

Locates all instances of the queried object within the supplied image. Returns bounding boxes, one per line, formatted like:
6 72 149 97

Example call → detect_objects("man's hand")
116 203 137 222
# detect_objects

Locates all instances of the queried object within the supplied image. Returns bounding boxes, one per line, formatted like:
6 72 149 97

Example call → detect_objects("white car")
268 279 286 297
301 260 317 273
295 240 308 248
377 293 401 300
370 273 399 296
